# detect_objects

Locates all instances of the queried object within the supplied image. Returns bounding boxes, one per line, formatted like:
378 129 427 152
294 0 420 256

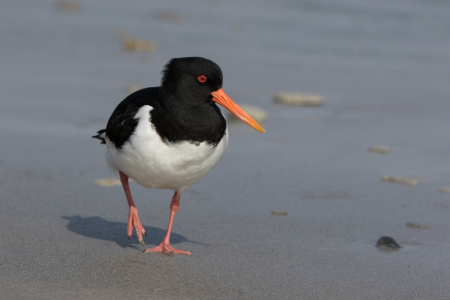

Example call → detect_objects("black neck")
151 90 226 146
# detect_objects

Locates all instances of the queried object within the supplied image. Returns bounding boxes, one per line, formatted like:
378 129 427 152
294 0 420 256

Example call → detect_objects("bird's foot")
128 206 146 246
144 242 192 256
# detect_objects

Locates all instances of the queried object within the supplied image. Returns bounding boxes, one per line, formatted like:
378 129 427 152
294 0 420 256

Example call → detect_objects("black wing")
104 87 160 149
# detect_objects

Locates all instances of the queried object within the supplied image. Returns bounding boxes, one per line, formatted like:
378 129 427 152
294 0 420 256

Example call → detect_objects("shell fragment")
274 92 323 106
381 176 418 186
122 37 156 53
369 146 391 154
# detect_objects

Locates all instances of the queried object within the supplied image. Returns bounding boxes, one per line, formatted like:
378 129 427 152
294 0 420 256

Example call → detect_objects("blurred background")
2 0 449 127
1 0 450 299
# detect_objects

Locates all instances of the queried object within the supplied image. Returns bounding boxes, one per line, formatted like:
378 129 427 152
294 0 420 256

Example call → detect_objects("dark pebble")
376 236 401 250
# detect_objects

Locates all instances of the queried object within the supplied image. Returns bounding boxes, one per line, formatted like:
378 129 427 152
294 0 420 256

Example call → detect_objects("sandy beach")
1 0 450 299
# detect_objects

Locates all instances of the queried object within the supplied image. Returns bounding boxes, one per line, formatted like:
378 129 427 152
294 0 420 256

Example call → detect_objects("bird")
93 57 264 255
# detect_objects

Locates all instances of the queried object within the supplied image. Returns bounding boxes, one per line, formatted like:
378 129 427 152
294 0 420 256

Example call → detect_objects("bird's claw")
144 242 192 255
127 206 146 245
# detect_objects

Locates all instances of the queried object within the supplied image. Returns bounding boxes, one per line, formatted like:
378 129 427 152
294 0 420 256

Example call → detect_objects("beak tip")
212 88 266 134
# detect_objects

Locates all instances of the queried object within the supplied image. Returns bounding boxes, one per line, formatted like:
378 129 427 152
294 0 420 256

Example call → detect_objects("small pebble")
273 92 324 106
227 104 268 123
438 187 450 193
381 175 418 186
122 37 156 53
368 146 391 154
376 236 401 250
406 222 430 229
271 211 288 216
56 0 81 12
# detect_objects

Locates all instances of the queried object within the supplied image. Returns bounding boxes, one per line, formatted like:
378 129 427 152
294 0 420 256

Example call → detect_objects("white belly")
105 105 228 192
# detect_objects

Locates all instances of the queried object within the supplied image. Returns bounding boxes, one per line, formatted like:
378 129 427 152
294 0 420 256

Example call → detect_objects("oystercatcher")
93 57 264 255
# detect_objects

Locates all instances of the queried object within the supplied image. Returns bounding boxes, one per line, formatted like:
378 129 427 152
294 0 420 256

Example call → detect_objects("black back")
99 57 227 149
104 87 160 149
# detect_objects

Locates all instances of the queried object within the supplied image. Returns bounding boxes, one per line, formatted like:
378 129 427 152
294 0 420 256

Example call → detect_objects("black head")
156 56 265 135
160 57 223 105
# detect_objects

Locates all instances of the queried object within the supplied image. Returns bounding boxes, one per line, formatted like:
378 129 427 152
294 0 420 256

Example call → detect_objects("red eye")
198 75 207 83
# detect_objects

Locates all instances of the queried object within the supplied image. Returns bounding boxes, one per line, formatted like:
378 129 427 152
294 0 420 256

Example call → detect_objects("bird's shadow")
62 215 209 249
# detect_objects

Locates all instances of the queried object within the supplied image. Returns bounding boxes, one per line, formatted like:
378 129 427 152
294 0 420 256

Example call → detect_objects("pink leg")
119 171 146 246
144 191 192 255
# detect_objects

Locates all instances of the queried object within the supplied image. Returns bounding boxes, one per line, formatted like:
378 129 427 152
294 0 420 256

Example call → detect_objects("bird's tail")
92 129 106 144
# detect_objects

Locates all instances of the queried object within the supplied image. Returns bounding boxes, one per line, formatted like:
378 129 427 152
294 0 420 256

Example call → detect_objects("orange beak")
211 88 265 133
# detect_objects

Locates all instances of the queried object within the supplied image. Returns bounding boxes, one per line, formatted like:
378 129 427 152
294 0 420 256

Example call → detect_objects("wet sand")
1 0 450 299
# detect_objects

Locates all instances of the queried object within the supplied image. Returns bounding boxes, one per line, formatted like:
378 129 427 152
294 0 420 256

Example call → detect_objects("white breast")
105 105 228 192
